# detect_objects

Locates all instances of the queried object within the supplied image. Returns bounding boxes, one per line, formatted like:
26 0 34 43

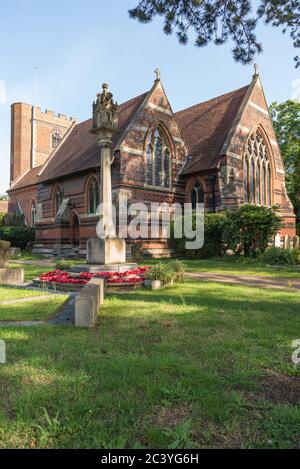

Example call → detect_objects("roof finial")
155 68 161 82
253 63 259 77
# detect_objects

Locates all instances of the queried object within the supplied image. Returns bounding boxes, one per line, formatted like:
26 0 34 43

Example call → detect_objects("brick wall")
10 103 75 185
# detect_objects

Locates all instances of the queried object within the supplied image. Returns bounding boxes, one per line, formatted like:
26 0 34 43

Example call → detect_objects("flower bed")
39 267 149 288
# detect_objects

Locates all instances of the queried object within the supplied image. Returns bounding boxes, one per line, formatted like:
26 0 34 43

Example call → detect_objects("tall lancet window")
145 126 171 188
52 129 62 149
191 181 205 210
244 128 272 205
88 178 100 215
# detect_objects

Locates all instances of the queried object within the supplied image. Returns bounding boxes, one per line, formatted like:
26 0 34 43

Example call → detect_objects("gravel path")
185 272 300 290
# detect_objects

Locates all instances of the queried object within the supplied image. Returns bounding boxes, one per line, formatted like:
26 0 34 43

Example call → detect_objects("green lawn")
0 290 68 322
9 263 50 282
143 257 300 278
0 280 299 448
0 287 50 302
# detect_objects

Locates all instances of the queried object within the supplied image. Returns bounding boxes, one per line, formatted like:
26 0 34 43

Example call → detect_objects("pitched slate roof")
175 85 249 174
37 91 148 183
9 165 43 191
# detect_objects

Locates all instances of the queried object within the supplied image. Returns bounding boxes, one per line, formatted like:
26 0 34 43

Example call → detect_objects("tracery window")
243 129 272 205
145 126 171 188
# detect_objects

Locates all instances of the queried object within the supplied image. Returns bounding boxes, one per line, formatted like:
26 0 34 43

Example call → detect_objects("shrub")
170 212 227 259
261 247 296 266
292 248 300 265
223 205 282 258
1 212 25 227
145 263 175 285
0 226 35 249
55 260 75 271
170 259 185 282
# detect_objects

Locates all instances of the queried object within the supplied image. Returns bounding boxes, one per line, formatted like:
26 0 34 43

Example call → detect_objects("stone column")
97 132 116 238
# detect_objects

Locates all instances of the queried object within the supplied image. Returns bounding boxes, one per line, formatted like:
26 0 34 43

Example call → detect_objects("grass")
0 293 68 322
9 263 50 282
0 280 299 448
142 257 300 279
0 287 50 302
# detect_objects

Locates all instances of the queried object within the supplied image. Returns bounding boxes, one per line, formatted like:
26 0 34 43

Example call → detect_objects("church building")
7 69 296 257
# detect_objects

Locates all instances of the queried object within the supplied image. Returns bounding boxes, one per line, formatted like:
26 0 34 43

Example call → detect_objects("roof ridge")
175 84 250 116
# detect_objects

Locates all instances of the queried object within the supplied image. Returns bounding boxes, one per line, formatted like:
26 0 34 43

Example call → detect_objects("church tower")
10 102 75 185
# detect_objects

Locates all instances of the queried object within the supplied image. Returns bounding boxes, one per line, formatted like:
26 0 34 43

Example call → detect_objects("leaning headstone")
0 240 11 267
283 235 290 249
274 234 281 248
0 239 24 285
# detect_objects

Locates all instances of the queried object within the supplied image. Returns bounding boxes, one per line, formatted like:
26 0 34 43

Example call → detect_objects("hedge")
0 226 35 250
170 212 227 258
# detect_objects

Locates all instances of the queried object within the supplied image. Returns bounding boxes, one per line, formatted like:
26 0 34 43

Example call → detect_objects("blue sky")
0 0 299 193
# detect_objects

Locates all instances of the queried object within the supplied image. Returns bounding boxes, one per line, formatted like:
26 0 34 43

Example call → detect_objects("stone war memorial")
75 83 136 275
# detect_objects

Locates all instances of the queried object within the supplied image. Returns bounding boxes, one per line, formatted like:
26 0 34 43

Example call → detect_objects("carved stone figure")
92 83 118 131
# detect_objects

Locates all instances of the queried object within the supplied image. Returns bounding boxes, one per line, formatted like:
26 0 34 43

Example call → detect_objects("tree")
129 0 300 66
0 194 8 201
270 100 300 230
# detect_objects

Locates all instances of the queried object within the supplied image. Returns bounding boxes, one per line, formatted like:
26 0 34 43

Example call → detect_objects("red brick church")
7 69 295 257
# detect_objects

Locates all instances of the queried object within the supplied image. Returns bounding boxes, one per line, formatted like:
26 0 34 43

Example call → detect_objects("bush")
55 260 75 271
170 212 227 259
0 212 25 227
145 263 175 285
0 226 35 249
170 259 185 282
261 247 296 266
292 248 300 265
223 205 282 258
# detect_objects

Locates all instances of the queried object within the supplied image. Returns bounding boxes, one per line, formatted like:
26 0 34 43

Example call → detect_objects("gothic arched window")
191 181 205 210
145 126 171 188
52 130 62 149
88 178 100 215
244 128 272 205
53 185 63 216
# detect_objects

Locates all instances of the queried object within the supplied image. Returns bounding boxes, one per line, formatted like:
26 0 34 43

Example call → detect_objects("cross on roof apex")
154 68 161 82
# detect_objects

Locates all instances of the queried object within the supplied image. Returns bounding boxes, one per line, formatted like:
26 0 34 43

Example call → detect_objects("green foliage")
129 0 299 67
170 212 227 259
55 260 75 271
0 226 35 249
223 204 282 257
145 262 175 285
169 259 185 282
261 247 296 266
0 211 26 227
0 193 8 201
292 248 300 265
270 100 300 233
